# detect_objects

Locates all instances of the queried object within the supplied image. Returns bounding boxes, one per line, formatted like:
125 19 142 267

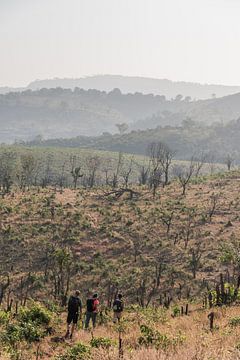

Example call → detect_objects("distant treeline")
25 119 240 164
2 86 240 142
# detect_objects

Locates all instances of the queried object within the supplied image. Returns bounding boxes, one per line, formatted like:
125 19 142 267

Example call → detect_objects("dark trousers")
85 311 97 328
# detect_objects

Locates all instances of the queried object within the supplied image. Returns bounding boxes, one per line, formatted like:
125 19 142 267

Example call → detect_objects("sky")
1 0 240 87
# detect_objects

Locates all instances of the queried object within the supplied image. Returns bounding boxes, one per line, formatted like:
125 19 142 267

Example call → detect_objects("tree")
193 152 208 177
173 160 196 195
189 246 202 279
147 143 163 197
0 151 16 193
121 157 134 188
70 155 84 189
85 156 101 188
111 152 123 188
17 154 37 190
138 163 150 186
115 123 129 135
225 154 234 171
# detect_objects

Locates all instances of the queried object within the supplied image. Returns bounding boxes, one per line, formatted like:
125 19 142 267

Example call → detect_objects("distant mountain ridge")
1 75 240 99
27 75 240 100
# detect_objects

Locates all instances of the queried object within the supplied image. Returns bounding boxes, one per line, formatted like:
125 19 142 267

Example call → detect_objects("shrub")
0 310 10 325
55 342 91 360
1 323 23 345
90 336 114 349
18 302 51 326
138 324 185 351
172 305 180 317
19 321 44 342
229 317 240 327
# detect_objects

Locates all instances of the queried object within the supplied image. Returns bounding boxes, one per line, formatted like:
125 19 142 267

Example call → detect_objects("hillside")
27 119 240 164
2 87 240 143
1 171 240 358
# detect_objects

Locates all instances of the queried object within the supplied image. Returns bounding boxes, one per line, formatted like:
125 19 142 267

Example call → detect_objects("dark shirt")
68 295 82 314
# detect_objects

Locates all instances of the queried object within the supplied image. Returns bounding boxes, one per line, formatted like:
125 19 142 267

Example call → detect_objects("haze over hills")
1 75 240 99
1 86 240 143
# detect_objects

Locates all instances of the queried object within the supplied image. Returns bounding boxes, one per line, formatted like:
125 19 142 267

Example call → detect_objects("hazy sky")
1 0 240 87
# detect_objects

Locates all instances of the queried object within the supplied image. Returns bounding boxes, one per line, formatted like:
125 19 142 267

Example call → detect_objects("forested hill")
2 87 240 143
26 119 240 164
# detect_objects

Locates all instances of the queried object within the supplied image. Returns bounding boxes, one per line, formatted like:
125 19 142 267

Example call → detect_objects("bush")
55 342 91 360
18 302 51 326
138 324 185 351
90 336 114 349
2 321 44 344
229 317 240 327
1 323 23 345
0 310 10 325
20 321 44 342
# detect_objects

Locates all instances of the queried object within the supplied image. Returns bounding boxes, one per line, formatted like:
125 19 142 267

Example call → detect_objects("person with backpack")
65 290 82 339
85 293 99 329
113 293 124 323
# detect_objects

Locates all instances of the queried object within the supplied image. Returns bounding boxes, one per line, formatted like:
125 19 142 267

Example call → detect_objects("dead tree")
147 142 174 193
112 152 123 188
138 164 150 185
208 193 219 222
173 159 196 195
193 152 208 177
122 157 134 188
160 209 174 236
189 246 202 279
85 156 101 188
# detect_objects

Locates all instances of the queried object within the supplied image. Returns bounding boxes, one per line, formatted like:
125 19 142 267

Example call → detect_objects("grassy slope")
1 171 240 359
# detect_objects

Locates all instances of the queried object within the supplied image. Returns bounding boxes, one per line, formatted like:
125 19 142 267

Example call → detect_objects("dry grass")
1 305 239 360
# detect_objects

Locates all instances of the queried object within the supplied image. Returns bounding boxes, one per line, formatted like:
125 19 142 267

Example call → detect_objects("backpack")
113 299 123 312
86 298 95 312
68 296 80 313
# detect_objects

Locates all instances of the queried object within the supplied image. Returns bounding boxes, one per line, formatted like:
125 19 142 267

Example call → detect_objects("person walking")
65 290 82 339
85 293 99 329
113 293 124 323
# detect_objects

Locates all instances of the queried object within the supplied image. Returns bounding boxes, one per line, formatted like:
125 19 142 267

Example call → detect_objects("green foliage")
229 317 240 327
18 302 52 326
172 305 180 317
138 324 185 350
90 336 114 349
0 310 10 325
135 306 167 324
55 342 91 360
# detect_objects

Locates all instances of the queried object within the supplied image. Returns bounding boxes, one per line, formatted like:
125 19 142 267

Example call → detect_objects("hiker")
65 290 82 339
113 293 124 323
85 293 99 329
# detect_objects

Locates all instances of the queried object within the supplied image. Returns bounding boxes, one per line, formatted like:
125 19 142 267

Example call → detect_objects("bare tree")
208 193 219 222
173 159 196 195
86 156 101 188
193 152 208 177
147 143 163 197
112 152 123 188
138 163 150 185
189 246 202 279
207 152 216 175
122 157 134 188
148 142 174 188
